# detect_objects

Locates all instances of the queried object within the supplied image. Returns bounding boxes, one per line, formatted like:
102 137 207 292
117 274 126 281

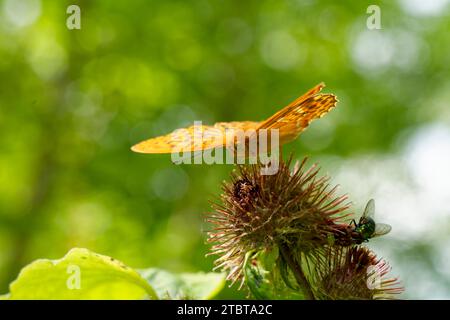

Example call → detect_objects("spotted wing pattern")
258 83 337 144
131 83 337 154
131 121 260 154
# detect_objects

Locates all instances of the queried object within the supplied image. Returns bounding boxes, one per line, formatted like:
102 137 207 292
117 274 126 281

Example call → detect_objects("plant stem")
279 243 315 300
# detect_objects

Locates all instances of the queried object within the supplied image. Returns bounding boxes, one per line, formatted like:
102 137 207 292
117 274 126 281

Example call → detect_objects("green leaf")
139 268 225 300
4 248 158 300
244 250 274 300
244 249 305 300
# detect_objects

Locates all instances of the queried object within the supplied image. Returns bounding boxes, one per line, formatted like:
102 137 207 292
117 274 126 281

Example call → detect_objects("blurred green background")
1 0 449 299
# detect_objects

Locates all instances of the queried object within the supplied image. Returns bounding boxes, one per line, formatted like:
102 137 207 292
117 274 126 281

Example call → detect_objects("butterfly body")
131 83 337 154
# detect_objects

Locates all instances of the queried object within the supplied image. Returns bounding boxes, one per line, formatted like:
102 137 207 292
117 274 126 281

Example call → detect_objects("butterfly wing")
257 83 337 144
372 223 392 237
132 83 337 154
257 82 325 129
131 121 260 154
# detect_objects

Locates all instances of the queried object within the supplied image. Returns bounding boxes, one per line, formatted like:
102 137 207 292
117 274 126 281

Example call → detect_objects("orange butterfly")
131 83 337 154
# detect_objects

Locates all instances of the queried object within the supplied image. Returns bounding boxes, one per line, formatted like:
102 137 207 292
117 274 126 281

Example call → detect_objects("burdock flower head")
207 157 351 286
310 246 403 299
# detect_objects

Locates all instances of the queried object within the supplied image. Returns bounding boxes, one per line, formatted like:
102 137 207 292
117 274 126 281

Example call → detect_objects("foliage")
2 248 224 300
0 0 449 298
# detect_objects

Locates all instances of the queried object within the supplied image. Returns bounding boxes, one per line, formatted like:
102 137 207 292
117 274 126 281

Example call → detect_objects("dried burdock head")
206 157 351 286
310 246 403 300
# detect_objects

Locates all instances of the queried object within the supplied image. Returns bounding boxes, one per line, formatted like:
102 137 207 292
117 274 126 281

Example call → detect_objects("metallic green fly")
350 199 392 244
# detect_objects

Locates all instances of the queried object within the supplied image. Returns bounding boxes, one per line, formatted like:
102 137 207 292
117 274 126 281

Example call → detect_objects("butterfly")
131 83 337 154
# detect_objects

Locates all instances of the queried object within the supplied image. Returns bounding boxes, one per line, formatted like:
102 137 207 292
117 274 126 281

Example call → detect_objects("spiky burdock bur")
206 156 404 299
309 246 403 300
207 157 351 288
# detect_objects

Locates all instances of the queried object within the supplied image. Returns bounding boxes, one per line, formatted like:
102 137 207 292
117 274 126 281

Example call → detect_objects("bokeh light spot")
260 30 303 71
3 0 41 28
150 167 189 201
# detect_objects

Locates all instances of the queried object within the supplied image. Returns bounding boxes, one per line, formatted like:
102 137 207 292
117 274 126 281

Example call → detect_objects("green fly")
350 199 392 244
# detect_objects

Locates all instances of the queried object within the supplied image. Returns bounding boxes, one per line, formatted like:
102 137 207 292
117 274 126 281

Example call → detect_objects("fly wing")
362 199 376 219
372 223 392 237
